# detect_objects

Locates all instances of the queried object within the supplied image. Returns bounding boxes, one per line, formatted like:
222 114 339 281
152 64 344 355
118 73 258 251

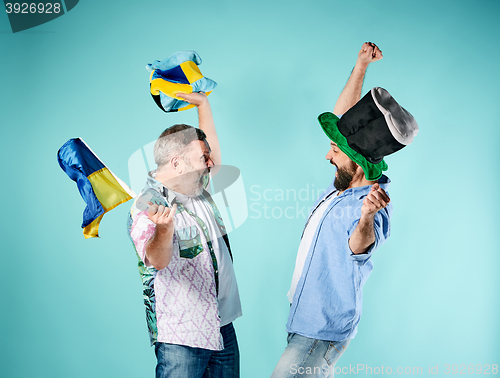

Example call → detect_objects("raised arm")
333 42 383 116
176 92 221 169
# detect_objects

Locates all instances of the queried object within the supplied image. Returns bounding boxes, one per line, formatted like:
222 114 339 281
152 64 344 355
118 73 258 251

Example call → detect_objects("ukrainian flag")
58 138 136 239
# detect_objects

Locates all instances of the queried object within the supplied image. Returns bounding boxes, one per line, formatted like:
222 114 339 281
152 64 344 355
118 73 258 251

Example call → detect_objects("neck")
155 167 203 197
338 170 376 195
155 168 192 196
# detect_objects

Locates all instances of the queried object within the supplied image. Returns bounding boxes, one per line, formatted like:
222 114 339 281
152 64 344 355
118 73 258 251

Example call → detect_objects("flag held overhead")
146 51 217 113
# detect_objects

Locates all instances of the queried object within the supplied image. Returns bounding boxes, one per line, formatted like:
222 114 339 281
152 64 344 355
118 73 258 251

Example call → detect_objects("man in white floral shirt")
128 92 242 378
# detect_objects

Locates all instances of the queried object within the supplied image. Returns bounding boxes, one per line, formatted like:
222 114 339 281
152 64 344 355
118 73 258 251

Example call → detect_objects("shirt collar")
146 170 178 205
334 174 391 200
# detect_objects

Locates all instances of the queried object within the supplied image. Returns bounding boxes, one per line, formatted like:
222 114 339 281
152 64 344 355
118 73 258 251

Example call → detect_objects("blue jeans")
271 333 350 378
155 323 239 378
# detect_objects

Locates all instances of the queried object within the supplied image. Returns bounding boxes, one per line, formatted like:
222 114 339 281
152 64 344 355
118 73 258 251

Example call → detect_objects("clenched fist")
147 202 177 232
357 42 383 67
361 183 390 218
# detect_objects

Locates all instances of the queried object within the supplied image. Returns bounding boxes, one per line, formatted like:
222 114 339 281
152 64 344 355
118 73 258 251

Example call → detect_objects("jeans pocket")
177 225 203 259
324 339 350 366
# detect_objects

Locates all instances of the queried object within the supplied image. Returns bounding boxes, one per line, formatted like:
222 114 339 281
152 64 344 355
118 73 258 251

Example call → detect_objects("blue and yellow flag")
146 51 217 113
58 138 136 239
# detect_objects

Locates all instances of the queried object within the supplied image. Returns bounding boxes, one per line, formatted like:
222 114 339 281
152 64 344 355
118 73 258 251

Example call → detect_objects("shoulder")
132 188 167 212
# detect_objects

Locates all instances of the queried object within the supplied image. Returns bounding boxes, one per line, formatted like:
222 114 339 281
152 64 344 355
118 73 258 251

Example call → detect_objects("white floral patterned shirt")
127 171 240 350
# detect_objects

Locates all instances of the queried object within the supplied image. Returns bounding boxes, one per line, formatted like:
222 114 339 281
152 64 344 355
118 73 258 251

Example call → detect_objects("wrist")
155 224 174 238
196 97 210 109
354 61 369 71
360 211 375 223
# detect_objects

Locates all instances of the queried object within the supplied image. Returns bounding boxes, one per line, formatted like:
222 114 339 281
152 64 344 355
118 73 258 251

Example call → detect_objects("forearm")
198 100 221 166
145 227 175 270
348 214 376 254
333 62 369 116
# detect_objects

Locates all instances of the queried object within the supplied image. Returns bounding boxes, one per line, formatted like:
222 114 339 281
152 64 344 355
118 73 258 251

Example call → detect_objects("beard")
333 161 358 191
184 167 210 197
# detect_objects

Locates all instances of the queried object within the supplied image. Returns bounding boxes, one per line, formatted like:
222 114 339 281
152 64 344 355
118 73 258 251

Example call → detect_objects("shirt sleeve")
130 208 181 268
347 204 392 266
130 210 157 268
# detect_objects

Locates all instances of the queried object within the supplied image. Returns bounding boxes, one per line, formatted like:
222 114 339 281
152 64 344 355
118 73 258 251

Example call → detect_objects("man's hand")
361 183 390 218
148 202 177 232
145 202 177 270
356 42 383 68
176 91 208 107
349 183 389 255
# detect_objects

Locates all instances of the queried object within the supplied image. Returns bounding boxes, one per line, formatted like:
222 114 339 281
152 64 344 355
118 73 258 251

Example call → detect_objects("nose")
207 158 215 168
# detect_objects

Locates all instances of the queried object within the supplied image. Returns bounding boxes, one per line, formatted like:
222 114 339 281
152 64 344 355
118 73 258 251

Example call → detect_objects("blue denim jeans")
271 333 350 378
155 323 239 378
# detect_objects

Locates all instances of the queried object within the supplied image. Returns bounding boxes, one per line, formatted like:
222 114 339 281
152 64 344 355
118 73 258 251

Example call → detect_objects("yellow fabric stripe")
150 78 193 99
180 61 203 84
87 167 133 211
83 214 104 239
83 167 133 238
149 67 213 111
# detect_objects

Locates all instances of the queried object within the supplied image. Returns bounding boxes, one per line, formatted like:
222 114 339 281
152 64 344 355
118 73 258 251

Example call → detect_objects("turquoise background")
1 0 499 377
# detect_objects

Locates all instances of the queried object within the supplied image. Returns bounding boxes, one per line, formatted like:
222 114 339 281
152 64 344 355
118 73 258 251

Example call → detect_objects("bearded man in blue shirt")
271 42 419 377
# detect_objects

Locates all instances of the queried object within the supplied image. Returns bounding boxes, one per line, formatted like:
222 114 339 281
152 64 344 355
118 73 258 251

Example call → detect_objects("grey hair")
153 124 207 168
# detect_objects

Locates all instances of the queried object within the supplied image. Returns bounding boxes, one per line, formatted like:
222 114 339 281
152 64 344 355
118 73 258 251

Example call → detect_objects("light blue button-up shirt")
286 175 392 341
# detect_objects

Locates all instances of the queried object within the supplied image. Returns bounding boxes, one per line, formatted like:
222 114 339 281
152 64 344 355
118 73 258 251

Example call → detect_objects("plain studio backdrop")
0 0 498 377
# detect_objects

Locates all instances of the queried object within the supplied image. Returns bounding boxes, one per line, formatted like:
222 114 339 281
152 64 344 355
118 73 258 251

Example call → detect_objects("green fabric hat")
318 112 388 181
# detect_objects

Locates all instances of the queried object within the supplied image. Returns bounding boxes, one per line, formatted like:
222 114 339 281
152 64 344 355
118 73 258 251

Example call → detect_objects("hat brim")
318 112 388 181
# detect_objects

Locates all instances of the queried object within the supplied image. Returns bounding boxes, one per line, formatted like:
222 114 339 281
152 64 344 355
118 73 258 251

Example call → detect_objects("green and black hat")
319 87 418 180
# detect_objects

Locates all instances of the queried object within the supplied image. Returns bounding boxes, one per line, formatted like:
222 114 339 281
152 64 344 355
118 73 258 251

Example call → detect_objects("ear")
171 156 182 174
355 163 364 176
